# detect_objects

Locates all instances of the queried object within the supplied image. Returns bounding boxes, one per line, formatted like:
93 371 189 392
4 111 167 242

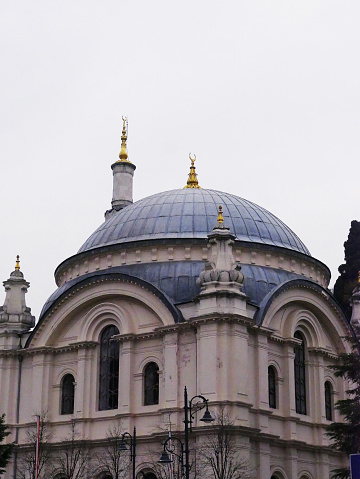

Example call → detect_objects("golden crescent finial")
15 255 20 271
184 153 200 188
189 152 196 167
118 116 130 162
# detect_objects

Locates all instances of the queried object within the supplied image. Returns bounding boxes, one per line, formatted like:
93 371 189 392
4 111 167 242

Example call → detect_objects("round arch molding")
258 281 353 355
27 275 181 348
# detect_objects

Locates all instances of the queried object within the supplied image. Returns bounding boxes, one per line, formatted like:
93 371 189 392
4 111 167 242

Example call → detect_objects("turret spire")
0 256 35 340
118 116 130 162
184 153 201 189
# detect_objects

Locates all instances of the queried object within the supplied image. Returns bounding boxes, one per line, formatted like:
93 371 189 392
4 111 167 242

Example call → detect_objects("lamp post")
158 386 214 479
158 435 185 478
119 426 137 479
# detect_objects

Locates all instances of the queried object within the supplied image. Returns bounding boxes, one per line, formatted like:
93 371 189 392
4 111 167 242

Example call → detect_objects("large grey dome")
79 189 310 255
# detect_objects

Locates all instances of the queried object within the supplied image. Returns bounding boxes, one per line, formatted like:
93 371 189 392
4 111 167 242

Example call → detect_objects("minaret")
105 117 136 219
0 256 35 348
184 153 201 189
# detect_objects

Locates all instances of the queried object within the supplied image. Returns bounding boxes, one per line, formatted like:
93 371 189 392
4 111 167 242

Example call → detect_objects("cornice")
55 240 329 290
0 341 98 357
187 313 254 327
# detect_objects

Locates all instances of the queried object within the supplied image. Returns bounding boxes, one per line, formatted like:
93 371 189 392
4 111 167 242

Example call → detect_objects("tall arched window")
99 325 120 411
61 374 75 415
294 331 307 415
144 362 159 406
268 366 277 409
325 381 333 420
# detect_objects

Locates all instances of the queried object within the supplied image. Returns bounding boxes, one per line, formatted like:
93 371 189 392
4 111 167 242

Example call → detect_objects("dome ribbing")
78 189 310 255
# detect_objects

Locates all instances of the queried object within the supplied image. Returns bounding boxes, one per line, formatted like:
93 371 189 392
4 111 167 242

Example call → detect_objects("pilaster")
163 330 179 408
119 337 135 413
257 442 271 479
285 447 298 479
31 352 52 414
196 321 218 400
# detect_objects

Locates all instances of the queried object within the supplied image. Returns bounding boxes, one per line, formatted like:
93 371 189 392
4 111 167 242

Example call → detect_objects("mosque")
0 120 354 479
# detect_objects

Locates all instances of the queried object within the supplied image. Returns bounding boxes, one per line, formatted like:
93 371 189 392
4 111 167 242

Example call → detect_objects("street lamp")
119 426 137 479
158 435 185 478
158 386 214 479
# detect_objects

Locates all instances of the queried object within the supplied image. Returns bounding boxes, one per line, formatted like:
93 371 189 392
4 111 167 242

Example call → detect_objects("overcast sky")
1 1 359 319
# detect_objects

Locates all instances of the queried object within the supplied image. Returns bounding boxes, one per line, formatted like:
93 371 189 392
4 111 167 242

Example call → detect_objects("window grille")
61 374 75 415
268 366 277 409
325 381 333 420
99 325 120 410
294 331 306 415
144 362 159 406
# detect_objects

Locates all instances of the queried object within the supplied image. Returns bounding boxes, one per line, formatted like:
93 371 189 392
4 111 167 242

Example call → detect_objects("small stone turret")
0 256 35 336
196 206 247 315
198 206 244 287
105 117 136 219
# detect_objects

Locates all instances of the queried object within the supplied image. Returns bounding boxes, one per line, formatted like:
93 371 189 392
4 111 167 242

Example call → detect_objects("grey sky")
1 1 359 319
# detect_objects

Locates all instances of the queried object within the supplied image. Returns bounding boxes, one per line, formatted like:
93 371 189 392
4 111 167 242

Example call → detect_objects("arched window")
294 331 307 415
99 325 120 411
61 374 75 415
144 362 159 406
325 381 333 420
268 366 277 409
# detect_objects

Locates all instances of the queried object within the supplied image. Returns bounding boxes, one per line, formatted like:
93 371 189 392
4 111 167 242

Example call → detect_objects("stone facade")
0 152 353 479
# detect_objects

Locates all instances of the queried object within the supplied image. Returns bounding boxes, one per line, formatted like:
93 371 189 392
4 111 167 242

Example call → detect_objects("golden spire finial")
118 116 130 162
15 255 20 271
184 153 201 189
217 205 224 224
358 271 360 283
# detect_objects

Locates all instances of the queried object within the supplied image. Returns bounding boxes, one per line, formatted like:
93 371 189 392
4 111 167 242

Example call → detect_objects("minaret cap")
15 255 20 271
184 153 201 189
118 116 130 163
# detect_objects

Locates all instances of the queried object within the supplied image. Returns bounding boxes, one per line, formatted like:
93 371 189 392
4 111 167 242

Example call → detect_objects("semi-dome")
79 188 310 255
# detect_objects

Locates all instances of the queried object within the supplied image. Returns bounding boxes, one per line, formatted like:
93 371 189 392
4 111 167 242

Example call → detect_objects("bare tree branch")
196 407 253 479
17 412 52 479
94 422 130 479
51 420 89 479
